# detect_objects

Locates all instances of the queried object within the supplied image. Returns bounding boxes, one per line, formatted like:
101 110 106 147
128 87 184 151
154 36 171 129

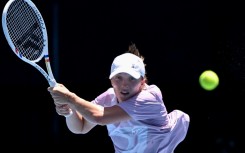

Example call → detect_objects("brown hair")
127 43 148 82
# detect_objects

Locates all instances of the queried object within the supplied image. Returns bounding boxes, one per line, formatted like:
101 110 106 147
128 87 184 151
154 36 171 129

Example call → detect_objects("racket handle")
49 78 57 87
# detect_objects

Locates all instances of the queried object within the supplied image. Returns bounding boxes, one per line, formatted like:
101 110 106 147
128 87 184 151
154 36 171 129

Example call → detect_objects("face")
110 73 145 102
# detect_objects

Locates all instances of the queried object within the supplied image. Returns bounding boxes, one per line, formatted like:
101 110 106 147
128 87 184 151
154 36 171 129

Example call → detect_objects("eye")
129 76 136 81
114 75 122 80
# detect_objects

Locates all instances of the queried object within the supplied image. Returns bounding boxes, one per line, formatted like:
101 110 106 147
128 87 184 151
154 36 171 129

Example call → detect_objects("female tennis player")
48 43 190 153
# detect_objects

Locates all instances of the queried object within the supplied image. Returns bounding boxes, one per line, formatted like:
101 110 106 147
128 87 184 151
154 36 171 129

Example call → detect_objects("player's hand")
48 83 73 105
54 102 73 117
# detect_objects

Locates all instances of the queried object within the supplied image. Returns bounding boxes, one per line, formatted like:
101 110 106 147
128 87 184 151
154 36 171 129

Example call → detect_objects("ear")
110 79 114 87
141 78 146 85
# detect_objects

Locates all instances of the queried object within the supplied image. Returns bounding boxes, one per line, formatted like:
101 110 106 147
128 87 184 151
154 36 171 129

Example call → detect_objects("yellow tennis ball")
199 70 219 91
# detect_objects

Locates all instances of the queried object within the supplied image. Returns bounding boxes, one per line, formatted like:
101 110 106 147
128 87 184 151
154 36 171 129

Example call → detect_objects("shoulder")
145 84 162 93
99 87 115 97
92 88 115 105
138 84 163 102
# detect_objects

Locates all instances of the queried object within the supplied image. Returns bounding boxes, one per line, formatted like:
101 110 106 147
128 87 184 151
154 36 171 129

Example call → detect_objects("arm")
52 98 96 134
48 83 131 129
65 110 96 134
70 93 131 125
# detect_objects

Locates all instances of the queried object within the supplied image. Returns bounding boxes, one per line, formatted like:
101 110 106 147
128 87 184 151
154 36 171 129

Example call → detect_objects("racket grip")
49 79 57 87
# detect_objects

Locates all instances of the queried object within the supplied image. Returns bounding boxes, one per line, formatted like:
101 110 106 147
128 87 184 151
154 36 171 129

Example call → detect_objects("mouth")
120 91 129 96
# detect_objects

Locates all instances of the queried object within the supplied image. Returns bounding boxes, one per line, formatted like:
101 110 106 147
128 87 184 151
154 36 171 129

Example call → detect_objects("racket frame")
2 0 56 87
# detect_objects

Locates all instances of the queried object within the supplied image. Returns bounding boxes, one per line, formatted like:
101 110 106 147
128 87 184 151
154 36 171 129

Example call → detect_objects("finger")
56 104 69 109
56 107 72 116
47 86 54 92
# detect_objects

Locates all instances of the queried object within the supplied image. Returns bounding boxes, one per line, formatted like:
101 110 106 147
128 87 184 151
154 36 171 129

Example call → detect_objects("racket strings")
6 0 44 61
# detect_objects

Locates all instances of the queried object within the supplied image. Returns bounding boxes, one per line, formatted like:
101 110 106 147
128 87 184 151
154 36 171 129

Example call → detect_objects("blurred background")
0 0 243 152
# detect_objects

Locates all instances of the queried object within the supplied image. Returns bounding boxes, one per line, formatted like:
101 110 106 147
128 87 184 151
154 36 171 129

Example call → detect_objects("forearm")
65 111 96 134
65 111 84 134
68 92 104 125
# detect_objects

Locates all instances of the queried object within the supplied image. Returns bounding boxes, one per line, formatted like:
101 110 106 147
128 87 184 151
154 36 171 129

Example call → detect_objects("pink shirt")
92 84 190 153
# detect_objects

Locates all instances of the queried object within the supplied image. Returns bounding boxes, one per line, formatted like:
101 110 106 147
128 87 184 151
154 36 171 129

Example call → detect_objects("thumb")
47 87 54 92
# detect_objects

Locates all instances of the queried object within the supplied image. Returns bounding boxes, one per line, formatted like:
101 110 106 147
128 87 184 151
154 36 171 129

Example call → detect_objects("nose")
121 79 129 88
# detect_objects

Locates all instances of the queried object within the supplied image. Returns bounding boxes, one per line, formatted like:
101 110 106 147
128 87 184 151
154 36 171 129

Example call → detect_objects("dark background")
0 0 243 152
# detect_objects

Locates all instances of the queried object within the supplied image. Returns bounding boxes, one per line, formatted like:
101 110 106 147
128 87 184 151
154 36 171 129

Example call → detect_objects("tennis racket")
2 0 72 117
2 0 56 87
